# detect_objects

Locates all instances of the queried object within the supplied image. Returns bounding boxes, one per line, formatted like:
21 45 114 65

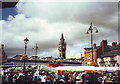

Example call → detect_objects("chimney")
93 43 96 48
112 42 117 46
100 40 109 54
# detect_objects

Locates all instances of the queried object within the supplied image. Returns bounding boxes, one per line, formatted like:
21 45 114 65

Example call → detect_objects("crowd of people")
1 70 120 84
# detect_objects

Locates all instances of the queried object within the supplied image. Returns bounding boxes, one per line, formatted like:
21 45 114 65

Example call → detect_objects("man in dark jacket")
84 71 98 84
8 72 13 84
21 72 32 84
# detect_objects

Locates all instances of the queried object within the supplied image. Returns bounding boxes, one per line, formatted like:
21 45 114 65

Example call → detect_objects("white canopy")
4 65 58 73
53 66 95 71
39 65 57 73
53 66 119 71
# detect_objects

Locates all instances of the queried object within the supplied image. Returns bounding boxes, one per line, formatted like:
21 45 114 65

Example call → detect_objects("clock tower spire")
58 33 66 59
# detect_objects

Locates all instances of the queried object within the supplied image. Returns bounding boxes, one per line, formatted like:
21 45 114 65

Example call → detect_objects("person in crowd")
58 72 62 80
102 73 107 84
2 69 120 84
98 77 102 84
16 75 23 84
81 72 86 84
111 71 120 84
63 73 69 83
54 72 58 84
84 71 99 84
29 72 34 82
36 78 42 84
21 71 32 84
1 74 9 84
41 73 46 84
13 73 18 83
8 72 14 84
76 73 82 84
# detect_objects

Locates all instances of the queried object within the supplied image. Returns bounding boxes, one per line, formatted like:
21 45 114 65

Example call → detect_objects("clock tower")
58 33 66 59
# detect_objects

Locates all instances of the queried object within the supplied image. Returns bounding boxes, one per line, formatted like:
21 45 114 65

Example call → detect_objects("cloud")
1 1 118 58
17 2 118 29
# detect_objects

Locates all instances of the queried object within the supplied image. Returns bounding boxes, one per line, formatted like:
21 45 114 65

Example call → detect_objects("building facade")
84 40 120 66
58 33 66 59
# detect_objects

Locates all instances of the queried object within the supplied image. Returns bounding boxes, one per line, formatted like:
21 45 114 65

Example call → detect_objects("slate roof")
98 45 120 58
110 45 120 50
84 46 101 50
98 51 120 58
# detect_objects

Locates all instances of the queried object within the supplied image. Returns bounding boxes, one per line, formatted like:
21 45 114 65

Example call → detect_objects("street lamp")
86 22 98 65
32 43 39 65
23 37 29 71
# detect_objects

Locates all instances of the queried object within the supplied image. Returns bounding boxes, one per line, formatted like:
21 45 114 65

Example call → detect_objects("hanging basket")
22 55 28 60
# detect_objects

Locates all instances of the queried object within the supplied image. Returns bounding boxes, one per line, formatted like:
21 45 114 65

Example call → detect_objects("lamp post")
86 22 98 65
33 43 39 65
23 37 29 71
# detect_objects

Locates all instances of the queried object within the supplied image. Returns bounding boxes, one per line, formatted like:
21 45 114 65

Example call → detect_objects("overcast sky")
0 0 119 58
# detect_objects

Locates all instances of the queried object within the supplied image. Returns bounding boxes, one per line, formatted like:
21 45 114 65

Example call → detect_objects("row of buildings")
0 34 120 67
58 33 120 67
84 40 120 67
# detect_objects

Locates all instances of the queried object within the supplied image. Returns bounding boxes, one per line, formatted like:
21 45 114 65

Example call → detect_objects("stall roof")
53 66 119 71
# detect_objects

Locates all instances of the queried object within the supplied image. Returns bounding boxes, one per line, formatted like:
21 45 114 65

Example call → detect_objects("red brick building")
84 40 120 66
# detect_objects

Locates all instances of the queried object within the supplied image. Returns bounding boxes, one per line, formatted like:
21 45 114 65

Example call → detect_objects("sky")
0 0 119 59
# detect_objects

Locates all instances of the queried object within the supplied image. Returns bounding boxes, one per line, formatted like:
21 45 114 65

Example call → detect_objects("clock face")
59 45 66 50
59 46 62 49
